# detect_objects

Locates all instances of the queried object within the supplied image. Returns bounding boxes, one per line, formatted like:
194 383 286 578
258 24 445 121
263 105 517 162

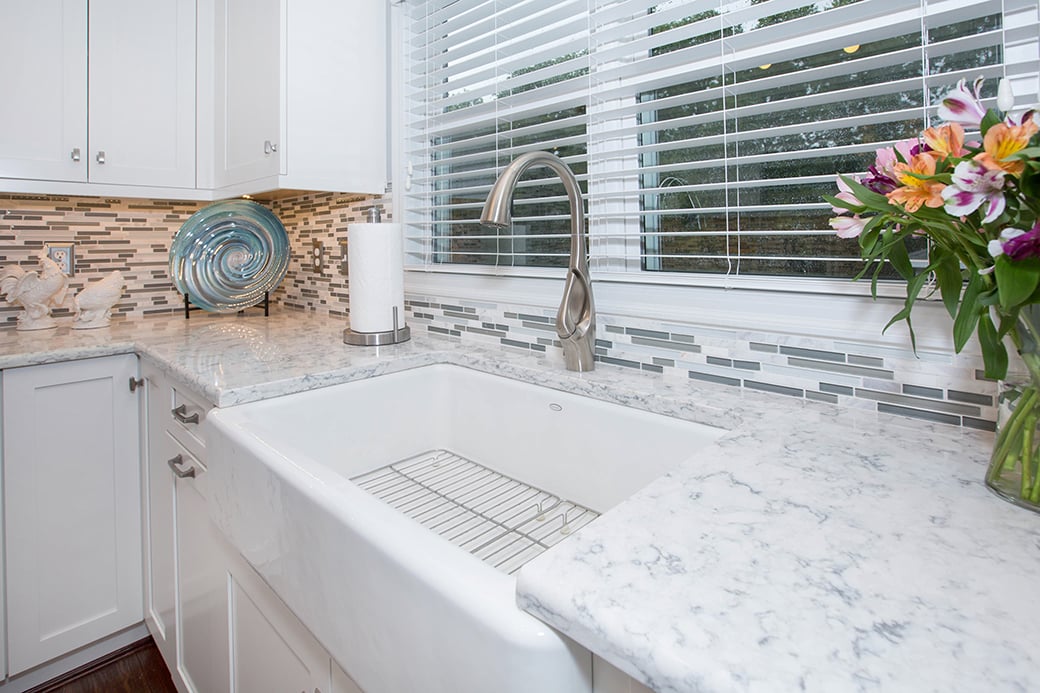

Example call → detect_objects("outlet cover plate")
46 243 75 276
311 239 324 272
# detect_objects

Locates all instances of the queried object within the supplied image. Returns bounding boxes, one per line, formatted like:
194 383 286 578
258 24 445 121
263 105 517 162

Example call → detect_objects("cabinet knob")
167 454 197 479
96 150 106 164
70 148 81 162
172 404 200 425
264 140 278 155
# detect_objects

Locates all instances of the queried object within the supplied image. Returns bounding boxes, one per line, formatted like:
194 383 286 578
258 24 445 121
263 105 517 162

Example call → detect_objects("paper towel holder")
344 305 411 346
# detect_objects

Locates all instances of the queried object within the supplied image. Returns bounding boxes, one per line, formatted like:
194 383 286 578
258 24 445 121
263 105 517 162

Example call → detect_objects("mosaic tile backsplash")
0 191 999 430
404 295 999 431
0 192 384 324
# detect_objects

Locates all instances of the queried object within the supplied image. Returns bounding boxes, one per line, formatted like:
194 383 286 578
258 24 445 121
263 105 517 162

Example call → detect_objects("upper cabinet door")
207 0 388 196
87 0 196 187
0 0 87 182
210 0 281 189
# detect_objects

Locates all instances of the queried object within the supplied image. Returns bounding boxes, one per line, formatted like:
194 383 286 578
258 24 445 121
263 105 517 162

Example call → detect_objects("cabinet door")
175 449 231 693
88 0 196 187
332 660 365 693
0 371 5 682
281 0 387 194
141 365 178 672
0 0 87 182
229 555 332 693
3 355 142 676
211 0 281 188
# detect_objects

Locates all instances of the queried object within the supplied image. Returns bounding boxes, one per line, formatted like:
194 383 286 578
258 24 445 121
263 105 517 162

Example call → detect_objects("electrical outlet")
46 243 75 276
311 239 324 272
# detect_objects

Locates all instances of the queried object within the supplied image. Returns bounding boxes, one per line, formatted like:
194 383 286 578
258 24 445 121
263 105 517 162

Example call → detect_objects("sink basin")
207 363 724 693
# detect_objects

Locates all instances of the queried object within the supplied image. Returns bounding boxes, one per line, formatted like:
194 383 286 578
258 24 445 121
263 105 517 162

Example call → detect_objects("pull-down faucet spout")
480 151 595 372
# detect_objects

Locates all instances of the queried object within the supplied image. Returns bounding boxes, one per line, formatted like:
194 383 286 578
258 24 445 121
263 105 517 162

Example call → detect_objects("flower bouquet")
828 77 1040 511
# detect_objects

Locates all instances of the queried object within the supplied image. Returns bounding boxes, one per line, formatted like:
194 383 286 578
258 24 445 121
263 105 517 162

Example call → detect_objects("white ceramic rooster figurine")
73 270 125 329
0 251 70 330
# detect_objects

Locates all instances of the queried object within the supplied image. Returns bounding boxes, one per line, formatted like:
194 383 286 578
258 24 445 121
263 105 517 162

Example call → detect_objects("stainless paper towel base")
343 324 411 346
343 306 411 346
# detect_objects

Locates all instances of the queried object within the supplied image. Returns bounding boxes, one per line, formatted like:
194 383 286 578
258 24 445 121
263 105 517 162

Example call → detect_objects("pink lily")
831 175 863 212
830 214 867 239
937 77 987 128
941 160 1007 223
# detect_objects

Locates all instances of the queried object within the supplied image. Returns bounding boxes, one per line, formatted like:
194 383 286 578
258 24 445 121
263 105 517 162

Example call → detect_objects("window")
401 0 1040 287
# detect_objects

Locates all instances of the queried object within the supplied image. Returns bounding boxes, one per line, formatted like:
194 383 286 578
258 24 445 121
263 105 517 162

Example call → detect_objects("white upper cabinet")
203 0 388 196
0 0 87 183
2 0 385 199
0 0 196 192
207 0 282 187
87 0 197 188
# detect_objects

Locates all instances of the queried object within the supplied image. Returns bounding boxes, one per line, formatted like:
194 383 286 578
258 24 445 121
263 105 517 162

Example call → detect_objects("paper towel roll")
347 222 405 333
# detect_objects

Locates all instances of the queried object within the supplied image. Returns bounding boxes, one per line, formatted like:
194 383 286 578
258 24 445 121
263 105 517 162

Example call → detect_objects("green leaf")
839 175 896 211
995 256 1040 310
883 231 914 281
1013 146 1040 158
978 314 1009 380
953 271 983 352
980 109 1002 137
933 254 964 319
823 193 862 214
859 224 882 255
882 269 931 354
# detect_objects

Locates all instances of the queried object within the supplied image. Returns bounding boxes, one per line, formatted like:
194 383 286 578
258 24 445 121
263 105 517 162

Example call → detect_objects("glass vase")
986 305 1040 512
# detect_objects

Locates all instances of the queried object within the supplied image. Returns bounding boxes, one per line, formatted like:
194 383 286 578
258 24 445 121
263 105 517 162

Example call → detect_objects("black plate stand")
183 292 270 319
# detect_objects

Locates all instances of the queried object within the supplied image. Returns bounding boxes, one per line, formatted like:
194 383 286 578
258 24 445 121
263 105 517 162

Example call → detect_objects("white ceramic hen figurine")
0 251 70 330
73 270 125 329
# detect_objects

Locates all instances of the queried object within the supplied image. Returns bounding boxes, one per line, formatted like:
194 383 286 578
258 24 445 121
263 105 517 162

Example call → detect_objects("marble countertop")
1 310 1037 692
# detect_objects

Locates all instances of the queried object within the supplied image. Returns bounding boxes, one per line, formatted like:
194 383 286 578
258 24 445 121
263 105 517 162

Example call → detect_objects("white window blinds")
401 0 1040 282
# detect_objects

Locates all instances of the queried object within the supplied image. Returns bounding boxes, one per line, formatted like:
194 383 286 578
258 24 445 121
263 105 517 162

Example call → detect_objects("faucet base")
562 335 596 372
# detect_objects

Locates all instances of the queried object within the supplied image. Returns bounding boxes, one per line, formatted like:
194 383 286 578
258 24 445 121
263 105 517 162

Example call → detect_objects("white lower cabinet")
174 446 230 693
229 551 332 693
2 355 143 676
0 370 5 683
142 362 363 693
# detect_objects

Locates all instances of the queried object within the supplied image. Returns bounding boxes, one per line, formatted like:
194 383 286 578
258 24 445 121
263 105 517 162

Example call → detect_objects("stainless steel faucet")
480 151 596 372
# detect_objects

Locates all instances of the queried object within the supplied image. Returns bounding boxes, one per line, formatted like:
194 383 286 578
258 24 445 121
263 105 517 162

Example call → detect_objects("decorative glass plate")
169 200 290 313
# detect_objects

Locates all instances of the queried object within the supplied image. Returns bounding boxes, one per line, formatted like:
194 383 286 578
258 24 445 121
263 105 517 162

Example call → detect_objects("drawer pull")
167 454 196 479
172 404 199 424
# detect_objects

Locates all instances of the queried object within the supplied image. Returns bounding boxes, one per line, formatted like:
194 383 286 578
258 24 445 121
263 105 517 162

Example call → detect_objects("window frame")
389 0 1034 352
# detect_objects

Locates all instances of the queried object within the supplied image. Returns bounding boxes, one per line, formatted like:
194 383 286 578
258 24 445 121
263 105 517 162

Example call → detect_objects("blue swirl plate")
169 200 289 313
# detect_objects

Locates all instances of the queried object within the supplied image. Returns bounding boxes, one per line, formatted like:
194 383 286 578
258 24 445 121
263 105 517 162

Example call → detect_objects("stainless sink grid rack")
351 449 599 575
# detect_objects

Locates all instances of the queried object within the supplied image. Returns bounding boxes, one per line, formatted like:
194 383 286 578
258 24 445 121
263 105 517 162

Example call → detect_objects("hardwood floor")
28 638 177 693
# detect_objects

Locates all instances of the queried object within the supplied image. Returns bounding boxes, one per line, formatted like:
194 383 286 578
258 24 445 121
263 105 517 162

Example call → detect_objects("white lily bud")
997 78 1015 112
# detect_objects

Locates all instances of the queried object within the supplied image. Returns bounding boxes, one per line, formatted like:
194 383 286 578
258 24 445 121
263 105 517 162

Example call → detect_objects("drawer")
169 383 211 457
166 432 208 484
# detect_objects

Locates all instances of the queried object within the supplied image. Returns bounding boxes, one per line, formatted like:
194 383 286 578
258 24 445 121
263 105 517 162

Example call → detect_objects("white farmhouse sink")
206 364 723 693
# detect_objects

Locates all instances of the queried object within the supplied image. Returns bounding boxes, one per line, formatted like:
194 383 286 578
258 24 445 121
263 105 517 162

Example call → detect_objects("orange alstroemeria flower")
922 123 966 161
887 154 946 212
975 120 1040 175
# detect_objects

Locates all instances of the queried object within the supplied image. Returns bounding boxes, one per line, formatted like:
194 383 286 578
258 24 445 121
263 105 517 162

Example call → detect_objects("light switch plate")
46 243 75 276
